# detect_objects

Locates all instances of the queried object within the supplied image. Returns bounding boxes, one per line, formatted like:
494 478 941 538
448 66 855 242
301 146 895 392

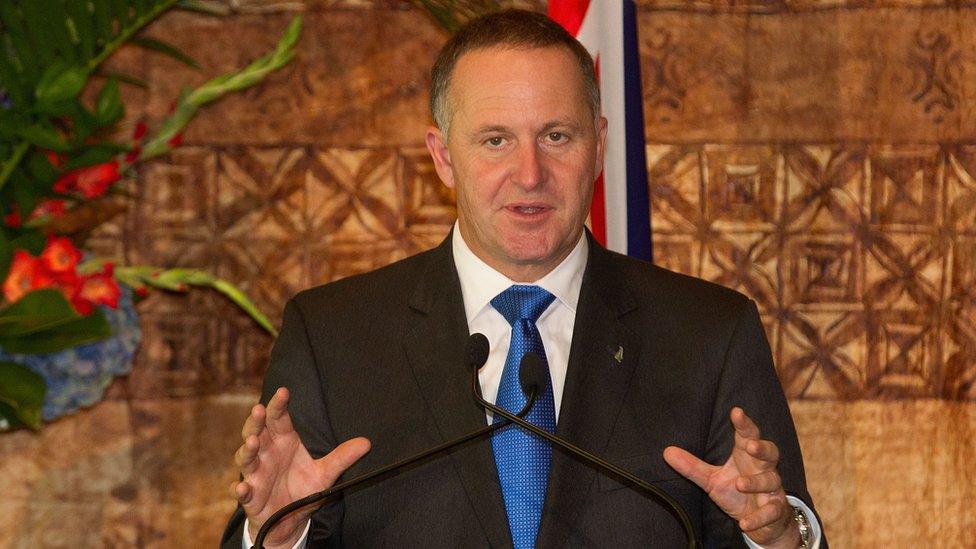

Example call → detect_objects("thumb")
663 445 715 491
315 437 371 487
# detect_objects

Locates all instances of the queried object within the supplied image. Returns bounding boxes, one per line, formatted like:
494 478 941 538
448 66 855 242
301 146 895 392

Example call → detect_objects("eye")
545 132 567 143
485 136 506 148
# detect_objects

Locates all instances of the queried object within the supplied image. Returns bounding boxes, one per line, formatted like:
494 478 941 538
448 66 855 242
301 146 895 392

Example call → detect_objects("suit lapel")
402 236 512 548
537 239 644 548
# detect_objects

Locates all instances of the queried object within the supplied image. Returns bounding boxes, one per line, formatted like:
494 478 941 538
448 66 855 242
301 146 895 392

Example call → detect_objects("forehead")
447 46 591 128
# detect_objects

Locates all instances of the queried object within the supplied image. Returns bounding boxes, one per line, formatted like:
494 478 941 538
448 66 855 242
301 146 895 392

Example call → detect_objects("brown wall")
1 1 974 546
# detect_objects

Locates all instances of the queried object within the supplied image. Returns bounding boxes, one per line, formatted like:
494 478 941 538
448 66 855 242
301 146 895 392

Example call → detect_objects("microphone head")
518 352 548 399
465 333 490 370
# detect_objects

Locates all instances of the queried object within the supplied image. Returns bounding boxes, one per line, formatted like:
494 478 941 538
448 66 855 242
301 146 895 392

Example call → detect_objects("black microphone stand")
472 355 703 549
253 377 539 548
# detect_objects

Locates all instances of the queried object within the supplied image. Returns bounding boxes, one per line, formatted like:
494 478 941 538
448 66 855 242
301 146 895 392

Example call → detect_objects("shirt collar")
452 222 588 324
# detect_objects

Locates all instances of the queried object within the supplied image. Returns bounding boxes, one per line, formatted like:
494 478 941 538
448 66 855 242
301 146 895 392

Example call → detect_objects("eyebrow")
469 120 581 139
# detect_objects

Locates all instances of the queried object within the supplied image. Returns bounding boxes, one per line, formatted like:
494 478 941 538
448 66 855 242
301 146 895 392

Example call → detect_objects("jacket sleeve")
700 299 827 548
220 298 345 548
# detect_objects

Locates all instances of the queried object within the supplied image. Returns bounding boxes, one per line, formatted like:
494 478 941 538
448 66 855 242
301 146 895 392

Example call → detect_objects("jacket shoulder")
288 246 438 319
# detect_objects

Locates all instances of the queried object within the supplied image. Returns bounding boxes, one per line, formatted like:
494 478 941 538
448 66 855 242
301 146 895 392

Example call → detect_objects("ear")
425 126 456 189
593 116 608 178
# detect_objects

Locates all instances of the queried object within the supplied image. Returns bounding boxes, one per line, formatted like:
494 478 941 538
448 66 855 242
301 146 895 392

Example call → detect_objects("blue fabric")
490 285 557 549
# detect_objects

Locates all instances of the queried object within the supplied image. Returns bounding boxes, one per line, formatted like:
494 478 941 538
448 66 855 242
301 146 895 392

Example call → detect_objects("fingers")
242 403 266 441
663 445 716 491
241 388 295 444
731 406 760 440
735 469 782 494
231 480 253 505
316 437 372 487
265 387 296 436
731 407 780 471
235 434 261 474
738 497 789 533
745 438 779 464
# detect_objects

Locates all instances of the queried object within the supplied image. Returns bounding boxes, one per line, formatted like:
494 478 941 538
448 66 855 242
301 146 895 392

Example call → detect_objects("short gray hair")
429 9 601 137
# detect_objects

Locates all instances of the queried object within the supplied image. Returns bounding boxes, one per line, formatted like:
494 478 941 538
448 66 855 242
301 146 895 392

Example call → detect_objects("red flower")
45 151 65 168
75 160 121 199
2 250 56 303
134 286 150 298
53 160 122 198
40 236 83 274
132 121 148 141
167 133 184 147
29 199 67 220
124 146 142 165
53 170 80 194
4 206 22 228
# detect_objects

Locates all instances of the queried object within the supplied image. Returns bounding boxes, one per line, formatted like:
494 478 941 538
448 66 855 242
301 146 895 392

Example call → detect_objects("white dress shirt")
243 225 821 549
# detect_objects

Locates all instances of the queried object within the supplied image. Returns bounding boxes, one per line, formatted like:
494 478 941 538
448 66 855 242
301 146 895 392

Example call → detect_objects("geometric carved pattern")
122 145 456 397
651 143 976 400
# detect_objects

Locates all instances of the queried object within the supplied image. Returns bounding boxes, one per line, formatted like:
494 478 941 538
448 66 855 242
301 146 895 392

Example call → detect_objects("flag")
548 0 652 262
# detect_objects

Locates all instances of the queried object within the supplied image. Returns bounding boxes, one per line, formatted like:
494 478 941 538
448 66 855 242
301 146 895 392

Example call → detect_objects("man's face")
426 46 607 282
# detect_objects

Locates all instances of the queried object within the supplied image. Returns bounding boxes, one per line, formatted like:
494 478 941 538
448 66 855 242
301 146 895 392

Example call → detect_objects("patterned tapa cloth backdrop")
1 1 974 547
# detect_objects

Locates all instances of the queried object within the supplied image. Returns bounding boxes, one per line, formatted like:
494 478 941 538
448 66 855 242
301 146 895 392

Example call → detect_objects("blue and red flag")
548 0 652 262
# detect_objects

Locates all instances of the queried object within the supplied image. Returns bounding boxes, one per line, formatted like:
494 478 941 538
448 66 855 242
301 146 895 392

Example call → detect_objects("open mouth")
512 205 546 215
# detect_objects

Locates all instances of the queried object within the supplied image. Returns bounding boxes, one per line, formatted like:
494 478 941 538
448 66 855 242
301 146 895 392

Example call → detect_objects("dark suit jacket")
222 234 823 548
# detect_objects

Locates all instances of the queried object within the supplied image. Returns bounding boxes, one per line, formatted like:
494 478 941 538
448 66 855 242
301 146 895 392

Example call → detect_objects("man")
222 10 824 549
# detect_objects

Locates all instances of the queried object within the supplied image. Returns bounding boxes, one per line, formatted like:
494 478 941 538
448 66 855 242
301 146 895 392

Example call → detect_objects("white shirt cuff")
241 517 310 549
741 495 822 549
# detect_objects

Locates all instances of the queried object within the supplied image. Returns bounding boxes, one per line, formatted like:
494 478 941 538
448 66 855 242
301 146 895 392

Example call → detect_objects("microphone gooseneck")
473 352 703 549
254 333 534 549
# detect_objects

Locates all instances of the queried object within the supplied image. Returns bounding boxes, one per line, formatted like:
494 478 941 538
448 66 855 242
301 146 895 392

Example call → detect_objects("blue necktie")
490 285 557 549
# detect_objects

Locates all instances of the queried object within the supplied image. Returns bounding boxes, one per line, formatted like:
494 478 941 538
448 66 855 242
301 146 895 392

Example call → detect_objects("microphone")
474 351 703 549
254 333 534 548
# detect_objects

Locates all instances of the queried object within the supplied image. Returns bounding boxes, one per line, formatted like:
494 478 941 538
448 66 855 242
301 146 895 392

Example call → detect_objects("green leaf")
0 230 11 275
0 361 46 430
130 37 200 69
0 288 81 337
63 144 126 171
65 0 95 61
95 77 124 125
26 149 57 182
0 309 112 354
96 70 148 89
176 0 232 16
0 289 73 333
117 265 278 335
0 2 41 84
35 63 89 104
18 124 70 151
19 0 66 66
10 170 39 219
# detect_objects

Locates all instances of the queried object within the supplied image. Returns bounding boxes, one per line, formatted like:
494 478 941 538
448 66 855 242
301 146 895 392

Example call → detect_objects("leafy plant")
0 1 299 430
409 0 510 32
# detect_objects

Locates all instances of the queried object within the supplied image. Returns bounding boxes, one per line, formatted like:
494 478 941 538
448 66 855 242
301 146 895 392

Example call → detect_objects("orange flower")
2 250 56 303
40 236 82 274
78 268 121 310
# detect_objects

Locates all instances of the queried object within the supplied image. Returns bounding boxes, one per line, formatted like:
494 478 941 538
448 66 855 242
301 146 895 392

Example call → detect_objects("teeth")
516 206 542 214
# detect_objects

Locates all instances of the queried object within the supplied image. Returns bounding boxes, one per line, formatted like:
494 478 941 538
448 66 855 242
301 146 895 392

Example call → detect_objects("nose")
511 143 544 190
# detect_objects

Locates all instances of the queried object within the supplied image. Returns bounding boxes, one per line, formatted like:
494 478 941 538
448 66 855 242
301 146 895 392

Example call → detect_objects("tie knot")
491 285 556 326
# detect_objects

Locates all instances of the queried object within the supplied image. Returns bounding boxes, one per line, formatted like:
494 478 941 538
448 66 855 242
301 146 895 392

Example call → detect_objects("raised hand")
232 387 371 548
663 407 800 548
